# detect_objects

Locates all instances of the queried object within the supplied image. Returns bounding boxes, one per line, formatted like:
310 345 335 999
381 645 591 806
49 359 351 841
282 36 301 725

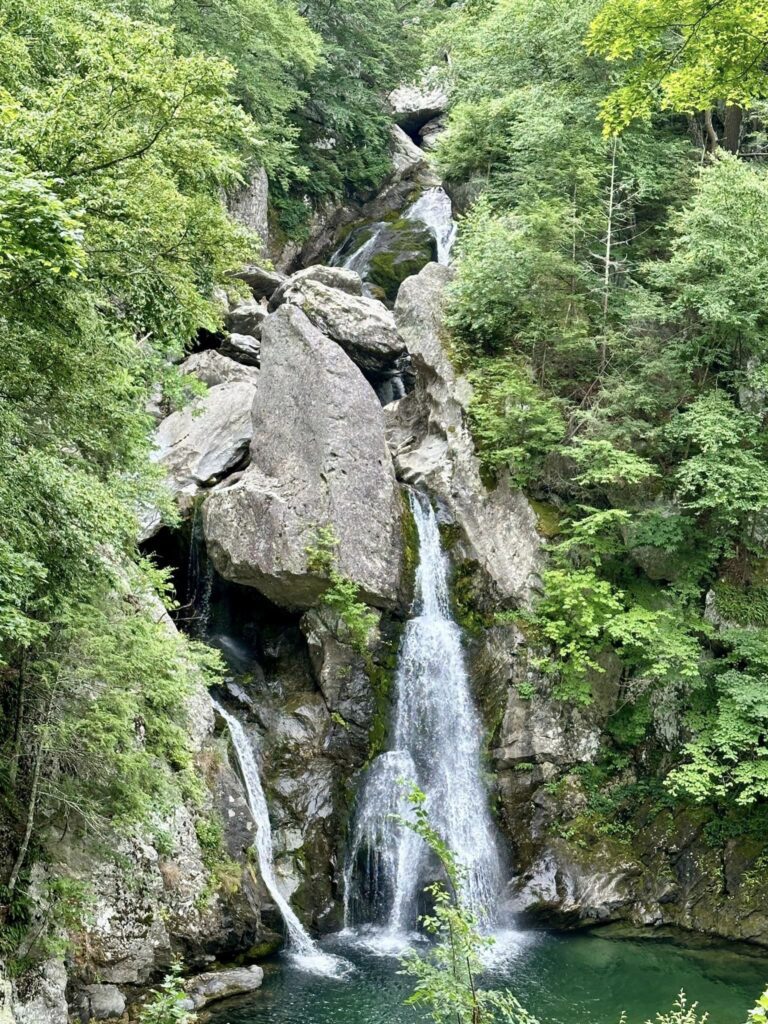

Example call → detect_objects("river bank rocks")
184 965 264 1010
203 304 405 611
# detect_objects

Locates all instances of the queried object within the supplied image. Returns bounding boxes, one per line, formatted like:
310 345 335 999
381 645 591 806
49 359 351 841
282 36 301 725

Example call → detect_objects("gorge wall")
9 84 768 1024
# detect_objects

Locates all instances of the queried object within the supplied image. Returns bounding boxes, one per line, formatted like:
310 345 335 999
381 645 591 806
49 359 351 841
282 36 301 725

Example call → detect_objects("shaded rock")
180 351 259 388
11 960 67 1024
386 263 542 606
389 76 449 136
279 277 406 374
82 984 125 1021
234 265 285 301
390 126 431 180
268 265 363 311
152 381 257 496
228 168 269 254
185 965 264 1010
420 116 446 150
221 333 261 367
227 298 266 338
203 305 404 610
302 607 375 735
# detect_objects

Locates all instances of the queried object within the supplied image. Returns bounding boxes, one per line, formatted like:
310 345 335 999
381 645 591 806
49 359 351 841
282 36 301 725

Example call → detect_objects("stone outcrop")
277 276 406 373
203 304 404 610
10 961 67 1024
268 265 363 311
234 265 285 302
184 965 264 1010
385 263 542 607
221 332 261 366
152 381 257 497
227 298 266 338
180 351 259 388
79 984 126 1021
389 76 449 136
228 168 269 255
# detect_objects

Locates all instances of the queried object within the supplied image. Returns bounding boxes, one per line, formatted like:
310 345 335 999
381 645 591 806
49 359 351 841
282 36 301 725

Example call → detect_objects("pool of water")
208 929 767 1024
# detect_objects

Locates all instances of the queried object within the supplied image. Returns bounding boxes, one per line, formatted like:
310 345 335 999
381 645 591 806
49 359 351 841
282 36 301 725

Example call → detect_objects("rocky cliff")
13 92 768 1024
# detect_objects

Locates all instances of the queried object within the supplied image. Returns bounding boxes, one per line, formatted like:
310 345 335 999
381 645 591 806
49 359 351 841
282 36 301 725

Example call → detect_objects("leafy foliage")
398 786 537 1024
307 527 379 657
139 962 196 1024
587 0 768 134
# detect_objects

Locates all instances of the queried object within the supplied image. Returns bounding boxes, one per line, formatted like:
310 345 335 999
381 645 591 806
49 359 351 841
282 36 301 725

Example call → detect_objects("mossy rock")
334 219 436 303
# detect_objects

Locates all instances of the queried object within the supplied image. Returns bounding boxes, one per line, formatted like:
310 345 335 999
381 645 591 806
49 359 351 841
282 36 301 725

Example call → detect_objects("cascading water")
344 492 502 938
214 701 350 977
405 187 458 266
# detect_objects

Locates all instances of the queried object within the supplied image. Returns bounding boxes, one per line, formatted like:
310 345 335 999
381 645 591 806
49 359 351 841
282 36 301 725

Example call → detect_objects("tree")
587 0 768 146
398 785 537 1024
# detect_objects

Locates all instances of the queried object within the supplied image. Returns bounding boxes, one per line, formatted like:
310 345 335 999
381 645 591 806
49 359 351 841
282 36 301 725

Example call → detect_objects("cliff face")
14 114 768 1024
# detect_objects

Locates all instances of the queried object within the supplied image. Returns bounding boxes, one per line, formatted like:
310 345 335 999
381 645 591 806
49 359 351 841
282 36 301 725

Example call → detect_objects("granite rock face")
185 965 264 1010
203 304 404 610
180 351 259 388
278 276 406 374
152 381 257 496
386 263 542 608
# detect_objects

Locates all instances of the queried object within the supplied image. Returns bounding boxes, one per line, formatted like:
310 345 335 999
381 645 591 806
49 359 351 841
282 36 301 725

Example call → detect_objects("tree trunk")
724 104 743 155
7 744 43 897
703 109 719 153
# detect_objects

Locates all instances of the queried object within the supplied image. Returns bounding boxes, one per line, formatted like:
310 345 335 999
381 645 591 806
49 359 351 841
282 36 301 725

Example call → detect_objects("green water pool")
208 929 768 1024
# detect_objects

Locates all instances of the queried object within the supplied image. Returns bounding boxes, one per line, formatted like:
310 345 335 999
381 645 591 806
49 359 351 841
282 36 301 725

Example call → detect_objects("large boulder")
203 305 404 610
152 381 257 496
268 265 363 311
221 332 260 366
389 76 449 136
385 263 542 607
278 277 406 374
180 351 259 388
227 298 266 338
234 265 285 302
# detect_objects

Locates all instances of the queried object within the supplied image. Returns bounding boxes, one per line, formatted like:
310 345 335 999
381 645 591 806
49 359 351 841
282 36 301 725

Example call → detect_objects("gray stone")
279 278 406 373
203 304 404 610
228 167 269 253
419 116 446 150
268 265 363 312
389 76 449 135
386 263 542 607
83 984 125 1020
185 965 264 1010
11 960 67 1024
180 351 259 388
221 332 261 366
234 265 285 301
152 381 257 496
227 298 267 338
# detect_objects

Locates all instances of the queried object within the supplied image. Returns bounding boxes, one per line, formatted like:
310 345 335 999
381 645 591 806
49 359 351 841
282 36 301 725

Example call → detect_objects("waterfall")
405 187 458 266
214 701 350 977
344 493 502 936
333 223 387 282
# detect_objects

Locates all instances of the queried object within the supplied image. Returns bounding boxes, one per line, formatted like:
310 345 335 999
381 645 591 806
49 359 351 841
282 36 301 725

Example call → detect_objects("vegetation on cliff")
435 0 768 821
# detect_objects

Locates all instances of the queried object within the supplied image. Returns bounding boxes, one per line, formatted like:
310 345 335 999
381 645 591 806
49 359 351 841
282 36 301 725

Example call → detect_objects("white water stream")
405 187 457 266
344 493 502 939
214 701 350 977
